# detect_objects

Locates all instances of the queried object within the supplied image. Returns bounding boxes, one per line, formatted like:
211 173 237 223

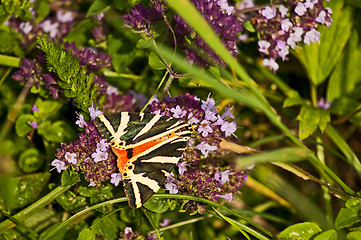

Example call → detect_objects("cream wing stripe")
132 115 162 140
113 112 130 140
140 156 180 164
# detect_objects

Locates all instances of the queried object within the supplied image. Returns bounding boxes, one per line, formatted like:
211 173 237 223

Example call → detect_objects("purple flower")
28 121 38 129
221 121 237 137
160 218 171 227
295 2 307 16
318 98 332 110
258 40 271 54
261 7 276 19
262 58 279 72
222 107 235 119
91 150 108 163
97 139 110 152
201 94 217 112
65 152 77 164
204 110 218 122
50 159 67 173
177 162 187 175
31 104 39 112
304 28 321 45
194 142 218 157
75 113 87 128
110 173 122 186
56 11 74 23
124 227 133 235
170 105 187 118
40 20 59 38
89 105 103 120
198 120 213 137
279 5 288 18
220 193 233 202
106 86 118 96
165 182 179 194
215 170 230 185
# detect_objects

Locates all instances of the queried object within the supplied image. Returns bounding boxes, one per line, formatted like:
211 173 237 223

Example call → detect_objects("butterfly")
94 112 193 208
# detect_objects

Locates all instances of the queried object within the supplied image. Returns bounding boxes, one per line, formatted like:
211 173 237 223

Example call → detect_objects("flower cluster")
254 0 332 71
51 94 138 187
119 227 157 240
149 93 247 214
122 0 243 67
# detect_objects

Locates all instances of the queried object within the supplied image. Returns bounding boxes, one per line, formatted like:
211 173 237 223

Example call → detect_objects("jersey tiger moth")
94 112 193 208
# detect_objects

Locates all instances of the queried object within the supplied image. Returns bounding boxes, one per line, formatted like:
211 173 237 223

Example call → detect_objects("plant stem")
0 185 72 233
0 55 20 67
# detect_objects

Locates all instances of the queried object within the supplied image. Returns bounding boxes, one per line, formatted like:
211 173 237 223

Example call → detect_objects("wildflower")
194 142 218 157
170 105 187 118
28 121 38 129
31 104 39 112
65 152 77 164
106 85 118 96
124 227 132 235
198 120 213 137
56 11 74 23
215 170 230 185
318 98 332 110
160 218 171 227
19 22 32 34
304 28 321 45
50 159 67 173
89 182 96 187
40 20 59 38
97 139 110 152
75 113 87 128
258 40 271 54
89 105 103 120
261 6 276 19
295 2 307 16
262 58 279 72
222 107 235 119
165 182 178 194
110 173 122 186
91 150 108 163
220 193 233 202
177 162 187 175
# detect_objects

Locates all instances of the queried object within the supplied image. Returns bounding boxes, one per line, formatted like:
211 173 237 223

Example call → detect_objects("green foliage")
36 36 106 116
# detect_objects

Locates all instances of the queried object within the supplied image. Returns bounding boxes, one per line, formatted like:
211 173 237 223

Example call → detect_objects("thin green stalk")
0 185 73 233
140 71 168 113
41 194 276 240
0 68 12 87
142 208 162 239
148 216 208 234
0 55 20 67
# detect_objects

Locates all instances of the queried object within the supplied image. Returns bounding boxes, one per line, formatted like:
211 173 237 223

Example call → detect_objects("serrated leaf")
297 105 330 139
15 114 35 137
278 222 322 240
144 197 169 213
149 51 166 70
293 0 353 85
78 228 95 240
136 39 153 49
335 208 361 229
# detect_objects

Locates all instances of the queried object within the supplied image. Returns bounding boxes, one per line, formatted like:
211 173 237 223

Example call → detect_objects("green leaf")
15 114 35 137
347 232 361 240
91 215 120 240
314 230 337 240
108 33 137 72
297 105 330 139
327 30 361 101
18 148 44 173
61 169 80 187
87 0 112 16
3 173 50 210
78 228 95 240
148 51 166 70
0 26 11 51
144 197 169 213
236 147 313 168
34 98 63 120
34 0 50 22
278 222 322 240
136 39 153 49
56 190 87 212
293 0 353 85
65 19 97 47
283 91 304 107
335 208 361 229
38 120 75 143
242 20 255 32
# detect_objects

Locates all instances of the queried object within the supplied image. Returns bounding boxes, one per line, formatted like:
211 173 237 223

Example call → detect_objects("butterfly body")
94 112 192 208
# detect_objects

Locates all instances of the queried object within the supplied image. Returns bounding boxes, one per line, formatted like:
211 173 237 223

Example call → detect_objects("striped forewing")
94 112 192 208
